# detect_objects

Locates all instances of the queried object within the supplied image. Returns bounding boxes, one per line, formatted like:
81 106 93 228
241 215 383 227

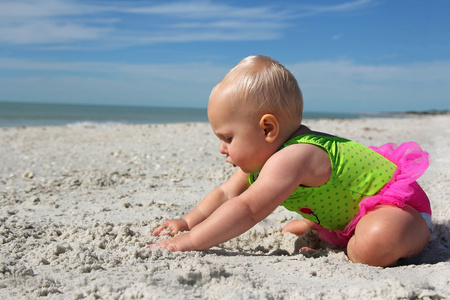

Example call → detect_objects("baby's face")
207 88 274 174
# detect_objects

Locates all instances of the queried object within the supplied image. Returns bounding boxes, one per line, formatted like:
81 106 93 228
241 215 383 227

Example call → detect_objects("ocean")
0 101 367 127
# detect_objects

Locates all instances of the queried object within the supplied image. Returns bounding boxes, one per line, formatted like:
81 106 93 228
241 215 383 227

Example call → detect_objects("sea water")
0 102 209 127
0 101 364 127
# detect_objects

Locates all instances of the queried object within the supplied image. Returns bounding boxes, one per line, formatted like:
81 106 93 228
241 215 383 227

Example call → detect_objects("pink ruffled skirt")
316 142 431 247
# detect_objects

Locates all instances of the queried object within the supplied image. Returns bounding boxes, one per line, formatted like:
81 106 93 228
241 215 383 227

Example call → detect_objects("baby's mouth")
226 158 236 168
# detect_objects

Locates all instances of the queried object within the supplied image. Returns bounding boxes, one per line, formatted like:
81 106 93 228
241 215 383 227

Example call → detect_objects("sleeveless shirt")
249 134 397 230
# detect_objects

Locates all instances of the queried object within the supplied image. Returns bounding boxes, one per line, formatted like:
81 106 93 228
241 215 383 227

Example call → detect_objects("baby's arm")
151 145 325 251
151 168 250 237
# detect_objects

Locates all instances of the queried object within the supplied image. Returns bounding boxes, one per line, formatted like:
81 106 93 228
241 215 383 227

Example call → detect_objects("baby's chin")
239 166 261 175
226 160 261 174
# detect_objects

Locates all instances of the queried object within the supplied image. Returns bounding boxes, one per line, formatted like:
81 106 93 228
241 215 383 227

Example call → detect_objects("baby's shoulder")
269 142 328 169
263 143 331 187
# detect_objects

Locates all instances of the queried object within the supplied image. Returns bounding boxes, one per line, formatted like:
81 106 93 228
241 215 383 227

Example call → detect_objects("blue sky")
0 0 449 113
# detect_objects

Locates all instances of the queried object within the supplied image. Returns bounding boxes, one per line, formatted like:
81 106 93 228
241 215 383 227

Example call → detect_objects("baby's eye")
223 137 232 143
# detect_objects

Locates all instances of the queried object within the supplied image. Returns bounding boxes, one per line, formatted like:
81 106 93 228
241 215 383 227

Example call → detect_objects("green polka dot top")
249 134 397 231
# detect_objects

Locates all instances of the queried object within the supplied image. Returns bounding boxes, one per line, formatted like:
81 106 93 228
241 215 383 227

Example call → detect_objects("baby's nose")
219 142 227 155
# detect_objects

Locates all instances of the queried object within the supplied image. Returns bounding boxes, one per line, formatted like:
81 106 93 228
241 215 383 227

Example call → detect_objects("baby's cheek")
231 150 246 164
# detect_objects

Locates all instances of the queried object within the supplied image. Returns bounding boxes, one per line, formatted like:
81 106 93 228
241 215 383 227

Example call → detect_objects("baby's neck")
286 125 332 142
286 125 311 140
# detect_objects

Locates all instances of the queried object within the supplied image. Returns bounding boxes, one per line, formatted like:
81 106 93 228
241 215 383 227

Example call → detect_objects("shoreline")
5 100 447 128
0 112 443 129
1 115 449 299
381 109 450 117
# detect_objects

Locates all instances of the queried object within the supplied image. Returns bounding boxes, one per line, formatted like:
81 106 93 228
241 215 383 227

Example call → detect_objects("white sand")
0 115 449 299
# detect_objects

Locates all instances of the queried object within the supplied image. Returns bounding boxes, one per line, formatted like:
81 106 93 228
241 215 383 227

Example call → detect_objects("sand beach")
0 115 449 299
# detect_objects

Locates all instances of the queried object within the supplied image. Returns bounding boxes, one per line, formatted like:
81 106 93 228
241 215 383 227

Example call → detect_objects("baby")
151 55 432 267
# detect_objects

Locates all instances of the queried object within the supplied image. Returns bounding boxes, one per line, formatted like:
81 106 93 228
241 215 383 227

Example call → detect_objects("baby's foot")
299 246 315 253
282 219 316 236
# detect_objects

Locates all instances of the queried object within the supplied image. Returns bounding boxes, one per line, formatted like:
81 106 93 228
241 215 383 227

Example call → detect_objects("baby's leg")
347 204 430 267
282 219 316 236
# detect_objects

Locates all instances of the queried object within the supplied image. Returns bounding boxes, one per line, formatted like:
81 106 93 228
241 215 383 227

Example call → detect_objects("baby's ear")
260 114 279 143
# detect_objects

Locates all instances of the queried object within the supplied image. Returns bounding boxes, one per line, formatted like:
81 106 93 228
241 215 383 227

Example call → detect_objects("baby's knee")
347 230 392 266
347 205 431 266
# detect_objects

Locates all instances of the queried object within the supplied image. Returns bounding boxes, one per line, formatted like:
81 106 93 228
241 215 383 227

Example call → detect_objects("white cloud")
0 0 97 18
0 20 110 45
1 57 449 112
122 2 281 19
332 34 343 40
313 0 375 13
0 0 376 47
0 0 111 45
296 0 377 17
0 57 228 83
0 0 288 47
288 60 450 111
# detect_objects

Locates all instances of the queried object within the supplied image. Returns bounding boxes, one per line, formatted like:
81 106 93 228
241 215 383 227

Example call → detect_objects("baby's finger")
148 241 177 252
147 242 164 250
167 228 179 237
151 224 167 236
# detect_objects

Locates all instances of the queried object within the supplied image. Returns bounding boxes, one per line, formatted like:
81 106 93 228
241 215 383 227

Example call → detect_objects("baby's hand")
148 232 194 252
152 219 189 237
148 239 179 252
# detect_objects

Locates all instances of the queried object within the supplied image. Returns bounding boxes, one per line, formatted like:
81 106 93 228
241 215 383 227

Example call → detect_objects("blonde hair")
211 55 303 126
